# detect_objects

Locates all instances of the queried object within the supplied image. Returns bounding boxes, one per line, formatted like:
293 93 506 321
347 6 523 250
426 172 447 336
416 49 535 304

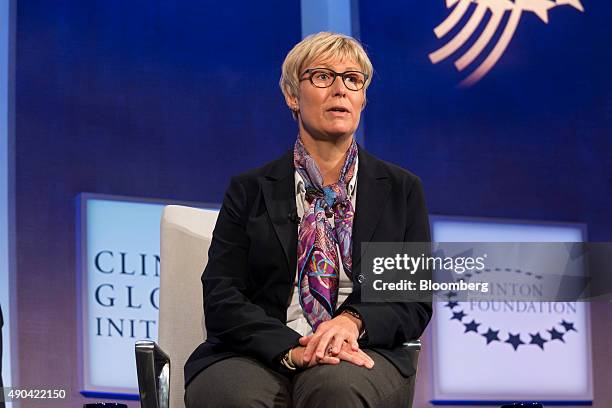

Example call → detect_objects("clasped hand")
291 314 374 369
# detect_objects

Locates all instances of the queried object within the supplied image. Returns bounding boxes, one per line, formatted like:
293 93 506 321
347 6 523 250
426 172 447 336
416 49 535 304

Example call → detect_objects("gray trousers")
185 350 414 408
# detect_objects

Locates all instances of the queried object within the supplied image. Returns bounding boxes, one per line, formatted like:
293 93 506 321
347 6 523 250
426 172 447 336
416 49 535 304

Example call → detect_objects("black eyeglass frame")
300 67 369 91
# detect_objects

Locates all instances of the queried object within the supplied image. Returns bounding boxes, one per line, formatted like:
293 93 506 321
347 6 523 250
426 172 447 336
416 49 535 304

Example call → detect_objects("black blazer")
184 146 432 386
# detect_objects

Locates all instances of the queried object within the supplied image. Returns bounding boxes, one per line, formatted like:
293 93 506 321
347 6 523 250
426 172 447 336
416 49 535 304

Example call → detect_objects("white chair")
135 204 421 408
136 205 218 408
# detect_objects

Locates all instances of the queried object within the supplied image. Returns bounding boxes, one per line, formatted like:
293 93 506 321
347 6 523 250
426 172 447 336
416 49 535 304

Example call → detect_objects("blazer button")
356 274 365 284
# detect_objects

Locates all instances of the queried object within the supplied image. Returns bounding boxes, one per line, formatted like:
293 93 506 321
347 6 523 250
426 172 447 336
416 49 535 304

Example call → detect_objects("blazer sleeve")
202 176 301 369
335 177 433 349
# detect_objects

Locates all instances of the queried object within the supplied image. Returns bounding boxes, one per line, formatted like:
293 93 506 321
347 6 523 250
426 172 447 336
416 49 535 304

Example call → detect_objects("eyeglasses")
300 68 368 91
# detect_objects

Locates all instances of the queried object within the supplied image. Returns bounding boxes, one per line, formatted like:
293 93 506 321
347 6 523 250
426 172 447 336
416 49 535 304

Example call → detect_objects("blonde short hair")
279 32 374 116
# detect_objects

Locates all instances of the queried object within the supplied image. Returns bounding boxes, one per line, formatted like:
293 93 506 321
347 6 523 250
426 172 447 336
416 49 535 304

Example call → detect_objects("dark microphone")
288 210 300 224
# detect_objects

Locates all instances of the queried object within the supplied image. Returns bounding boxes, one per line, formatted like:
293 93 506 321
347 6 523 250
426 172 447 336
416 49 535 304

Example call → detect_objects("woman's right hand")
291 346 339 368
291 342 374 369
335 342 375 369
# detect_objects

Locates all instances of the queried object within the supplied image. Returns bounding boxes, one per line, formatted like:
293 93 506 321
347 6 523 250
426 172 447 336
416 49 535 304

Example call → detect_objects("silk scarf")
294 137 358 331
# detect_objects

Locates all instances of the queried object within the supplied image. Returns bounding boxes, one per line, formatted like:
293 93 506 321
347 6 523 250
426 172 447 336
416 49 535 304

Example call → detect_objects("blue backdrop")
360 0 611 240
17 0 301 203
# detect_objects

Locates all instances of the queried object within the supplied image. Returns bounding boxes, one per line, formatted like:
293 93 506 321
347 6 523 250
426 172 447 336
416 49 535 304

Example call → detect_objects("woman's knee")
185 357 291 408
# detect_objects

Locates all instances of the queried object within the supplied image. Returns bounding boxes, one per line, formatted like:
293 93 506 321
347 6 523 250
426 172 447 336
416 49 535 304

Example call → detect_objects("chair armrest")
402 339 422 408
403 339 422 372
135 340 170 408
403 339 422 351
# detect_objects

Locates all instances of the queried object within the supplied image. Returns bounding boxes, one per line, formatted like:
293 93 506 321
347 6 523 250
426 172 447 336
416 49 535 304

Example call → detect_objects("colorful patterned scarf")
294 137 358 331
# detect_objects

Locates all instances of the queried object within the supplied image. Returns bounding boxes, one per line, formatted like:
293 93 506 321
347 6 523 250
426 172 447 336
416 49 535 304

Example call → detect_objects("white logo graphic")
429 0 584 87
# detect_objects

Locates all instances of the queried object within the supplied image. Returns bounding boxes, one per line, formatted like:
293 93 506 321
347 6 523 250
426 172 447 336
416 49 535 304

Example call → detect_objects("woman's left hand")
299 312 362 364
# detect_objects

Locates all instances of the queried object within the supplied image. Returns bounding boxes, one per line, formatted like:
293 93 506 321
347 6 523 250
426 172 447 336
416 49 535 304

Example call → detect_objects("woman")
185 32 432 407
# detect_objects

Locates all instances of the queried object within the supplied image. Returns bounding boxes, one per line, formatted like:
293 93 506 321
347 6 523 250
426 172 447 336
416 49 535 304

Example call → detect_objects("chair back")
158 205 218 408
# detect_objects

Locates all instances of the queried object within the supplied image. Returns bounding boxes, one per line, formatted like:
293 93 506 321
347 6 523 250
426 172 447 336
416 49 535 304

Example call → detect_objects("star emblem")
482 328 500 344
521 0 556 23
529 332 548 350
445 300 459 309
560 320 577 332
556 0 584 12
451 310 466 321
446 291 458 299
464 319 481 333
506 333 525 350
430 0 585 86
548 327 565 342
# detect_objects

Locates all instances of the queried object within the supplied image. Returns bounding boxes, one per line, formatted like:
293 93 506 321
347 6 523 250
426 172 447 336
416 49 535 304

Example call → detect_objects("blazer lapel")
352 148 391 271
261 150 298 279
